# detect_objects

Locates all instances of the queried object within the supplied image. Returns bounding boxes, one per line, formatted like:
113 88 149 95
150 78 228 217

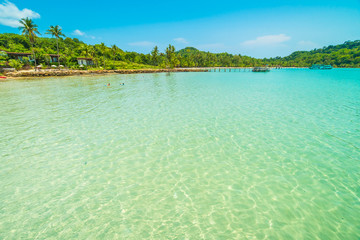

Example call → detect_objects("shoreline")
2 68 207 79
2 67 357 79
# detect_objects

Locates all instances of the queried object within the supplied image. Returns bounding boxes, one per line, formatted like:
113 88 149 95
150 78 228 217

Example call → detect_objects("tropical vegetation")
46 25 65 68
0 18 359 70
8 59 23 70
18 18 40 69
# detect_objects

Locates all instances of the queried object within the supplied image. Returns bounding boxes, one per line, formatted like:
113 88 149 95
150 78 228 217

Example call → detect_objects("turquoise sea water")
0 69 359 239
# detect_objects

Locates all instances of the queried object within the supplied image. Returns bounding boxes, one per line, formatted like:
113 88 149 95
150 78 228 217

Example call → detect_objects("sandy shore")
1 67 317 79
3 68 207 78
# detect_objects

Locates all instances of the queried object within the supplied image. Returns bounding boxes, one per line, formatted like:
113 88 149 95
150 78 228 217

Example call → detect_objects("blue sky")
0 0 359 57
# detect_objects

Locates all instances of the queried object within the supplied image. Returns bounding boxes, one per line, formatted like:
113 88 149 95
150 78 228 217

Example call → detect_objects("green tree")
165 44 179 68
85 45 99 68
151 46 159 65
46 25 65 68
111 44 119 62
9 59 23 70
18 18 40 70
98 43 108 67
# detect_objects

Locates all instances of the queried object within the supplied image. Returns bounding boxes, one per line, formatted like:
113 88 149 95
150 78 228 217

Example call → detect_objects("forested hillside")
262 41 360 67
0 33 359 68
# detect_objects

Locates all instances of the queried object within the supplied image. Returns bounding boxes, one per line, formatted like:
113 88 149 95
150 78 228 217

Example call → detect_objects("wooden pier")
176 66 309 72
177 67 278 72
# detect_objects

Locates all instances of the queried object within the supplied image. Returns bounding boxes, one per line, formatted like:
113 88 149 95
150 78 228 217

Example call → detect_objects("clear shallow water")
0 69 359 239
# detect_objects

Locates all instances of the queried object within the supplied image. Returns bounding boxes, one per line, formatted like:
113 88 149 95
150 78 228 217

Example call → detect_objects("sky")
0 0 359 58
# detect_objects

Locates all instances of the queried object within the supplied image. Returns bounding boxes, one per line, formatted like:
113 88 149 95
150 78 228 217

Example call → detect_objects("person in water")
107 83 110 86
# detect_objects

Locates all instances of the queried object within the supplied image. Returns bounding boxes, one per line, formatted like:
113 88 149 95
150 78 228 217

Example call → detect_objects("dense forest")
0 32 359 69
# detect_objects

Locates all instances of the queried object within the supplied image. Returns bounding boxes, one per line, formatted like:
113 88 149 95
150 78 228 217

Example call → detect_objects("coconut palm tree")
46 25 65 68
99 43 107 68
111 44 119 62
151 46 159 65
88 46 98 68
19 18 40 70
79 44 92 58
166 44 178 68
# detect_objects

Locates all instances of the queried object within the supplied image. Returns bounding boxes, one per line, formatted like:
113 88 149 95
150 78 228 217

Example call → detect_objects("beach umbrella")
51 65 57 68
59 65 64 68
79 64 84 68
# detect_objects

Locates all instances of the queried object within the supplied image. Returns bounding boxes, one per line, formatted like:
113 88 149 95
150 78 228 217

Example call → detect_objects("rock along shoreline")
3 68 207 78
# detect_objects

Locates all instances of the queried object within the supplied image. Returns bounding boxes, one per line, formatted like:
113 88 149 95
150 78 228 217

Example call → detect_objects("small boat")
309 64 332 70
252 67 270 72
0 76 6 79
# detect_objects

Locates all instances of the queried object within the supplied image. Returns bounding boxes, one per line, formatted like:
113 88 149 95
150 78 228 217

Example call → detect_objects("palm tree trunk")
56 37 60 69
31 41 37 71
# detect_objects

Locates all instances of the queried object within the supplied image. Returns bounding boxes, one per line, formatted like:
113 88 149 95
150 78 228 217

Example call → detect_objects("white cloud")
174 37 189 44
128 41 154 46
72 29 96 39
73 29 85 36
242 34 291 46
0 1 40 28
